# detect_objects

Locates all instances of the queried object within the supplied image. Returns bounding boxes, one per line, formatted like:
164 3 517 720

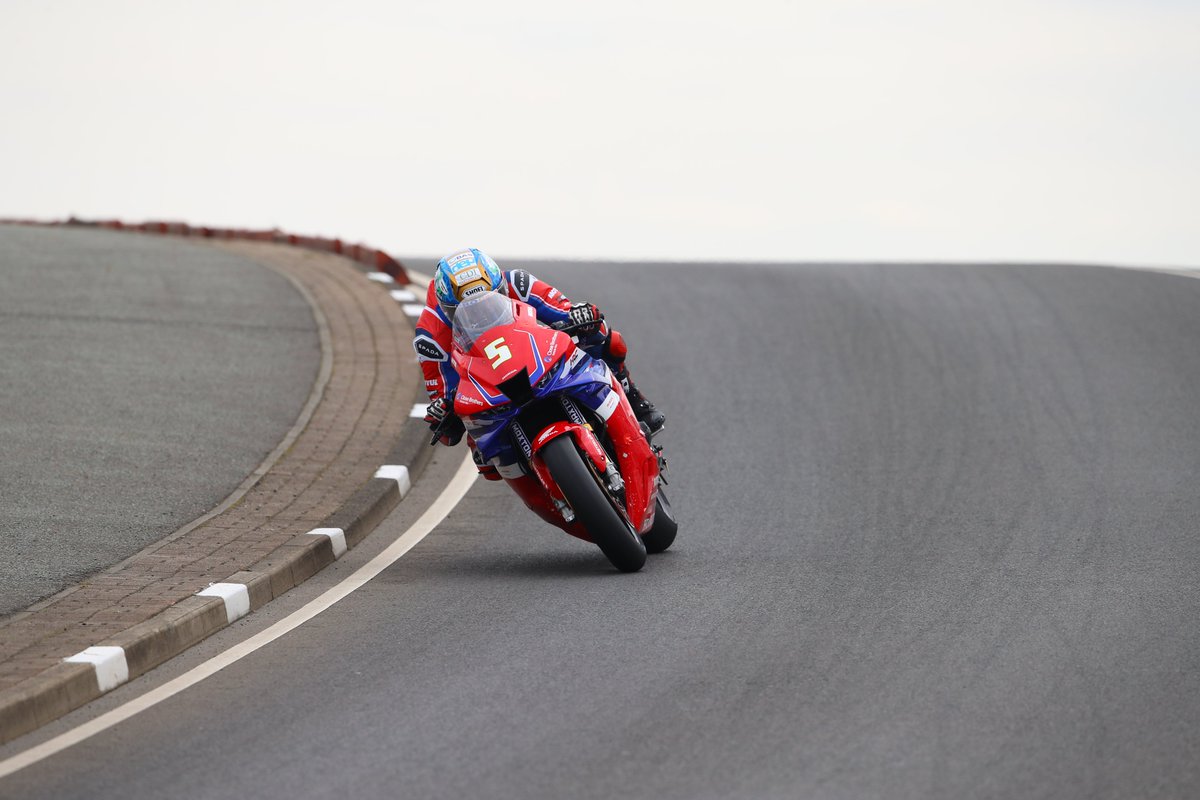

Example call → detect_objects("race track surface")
0 226 319 615
5 260 1200 799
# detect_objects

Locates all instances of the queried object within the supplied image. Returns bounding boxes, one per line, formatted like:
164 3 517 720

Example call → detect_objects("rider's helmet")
434 248 506 318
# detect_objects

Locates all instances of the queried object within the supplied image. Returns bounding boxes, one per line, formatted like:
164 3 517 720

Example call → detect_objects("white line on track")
0 453 477 780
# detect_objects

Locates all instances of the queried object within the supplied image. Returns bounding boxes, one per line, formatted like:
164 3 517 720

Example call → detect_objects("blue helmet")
434 248 505 318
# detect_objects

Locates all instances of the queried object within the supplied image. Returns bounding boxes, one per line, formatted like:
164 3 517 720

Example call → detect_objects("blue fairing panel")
468 350 614 465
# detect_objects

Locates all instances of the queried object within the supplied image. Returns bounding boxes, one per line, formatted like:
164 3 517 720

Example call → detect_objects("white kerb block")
390 289 417 303
307 527 348 558
375 465 412 498
197 583 251 624
402 304 425 318
410 403 429 419
65 646 129 692
366 271 396 284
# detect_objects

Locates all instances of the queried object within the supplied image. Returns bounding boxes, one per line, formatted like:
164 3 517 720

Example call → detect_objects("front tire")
541 436 646 573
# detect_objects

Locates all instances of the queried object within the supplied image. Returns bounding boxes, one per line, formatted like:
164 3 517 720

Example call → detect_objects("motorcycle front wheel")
540 436 647 573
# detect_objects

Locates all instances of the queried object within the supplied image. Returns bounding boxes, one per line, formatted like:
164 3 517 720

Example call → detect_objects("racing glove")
563 302 603 334
425 396 465 446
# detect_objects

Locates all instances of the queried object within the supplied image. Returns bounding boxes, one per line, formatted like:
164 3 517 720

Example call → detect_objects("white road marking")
374 465 412 497
63 647 128 693
389 289 417 303
411 403 429 419
402 303 425 318
0 453 477 780
196 584 251 625
366 271 395 284
306 527 348 558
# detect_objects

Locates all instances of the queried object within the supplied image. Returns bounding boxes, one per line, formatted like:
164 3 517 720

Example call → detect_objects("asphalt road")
0 226 319 614
4 260 1200 799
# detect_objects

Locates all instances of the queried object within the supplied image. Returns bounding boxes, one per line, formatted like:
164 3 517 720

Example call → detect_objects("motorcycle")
441 291 677 572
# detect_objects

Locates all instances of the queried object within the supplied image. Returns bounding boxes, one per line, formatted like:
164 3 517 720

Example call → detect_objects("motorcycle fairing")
448 294 661 536
465 348 621 466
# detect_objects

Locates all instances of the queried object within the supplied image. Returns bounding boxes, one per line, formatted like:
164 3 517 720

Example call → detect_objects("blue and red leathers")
413 269 629 476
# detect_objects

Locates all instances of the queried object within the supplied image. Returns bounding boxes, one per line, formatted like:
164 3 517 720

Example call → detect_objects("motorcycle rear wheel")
541 436 647 573
642 488 677 554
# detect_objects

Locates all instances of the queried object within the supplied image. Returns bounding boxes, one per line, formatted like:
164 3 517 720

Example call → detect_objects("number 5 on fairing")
485 337 512 368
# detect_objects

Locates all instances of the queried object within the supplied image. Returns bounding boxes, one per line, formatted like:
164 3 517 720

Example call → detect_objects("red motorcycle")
446 292 676 572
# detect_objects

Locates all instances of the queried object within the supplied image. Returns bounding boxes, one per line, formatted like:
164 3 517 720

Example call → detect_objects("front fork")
518 397 621 524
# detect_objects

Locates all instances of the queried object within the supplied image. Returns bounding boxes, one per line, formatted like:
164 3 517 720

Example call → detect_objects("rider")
413 248 664 479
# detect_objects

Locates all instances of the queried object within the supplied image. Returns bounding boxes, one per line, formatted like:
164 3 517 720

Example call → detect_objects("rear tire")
541 436 646 573
642 488 678 554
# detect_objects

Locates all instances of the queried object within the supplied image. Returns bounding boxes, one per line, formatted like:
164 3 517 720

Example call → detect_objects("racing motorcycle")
442 291 676 572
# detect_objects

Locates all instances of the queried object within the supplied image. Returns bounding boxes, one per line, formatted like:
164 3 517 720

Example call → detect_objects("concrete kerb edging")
0 216 413 286
0 223 435 746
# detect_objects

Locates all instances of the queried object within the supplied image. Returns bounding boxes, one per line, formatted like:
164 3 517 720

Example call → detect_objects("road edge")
0 225 434 745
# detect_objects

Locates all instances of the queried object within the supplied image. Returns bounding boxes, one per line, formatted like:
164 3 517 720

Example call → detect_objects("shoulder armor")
508 269 535 301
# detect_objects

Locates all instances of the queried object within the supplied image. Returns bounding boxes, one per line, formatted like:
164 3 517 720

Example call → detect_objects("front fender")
529 422 609 500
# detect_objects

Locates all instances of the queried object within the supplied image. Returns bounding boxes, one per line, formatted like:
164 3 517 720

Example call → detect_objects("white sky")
2 1 1198 265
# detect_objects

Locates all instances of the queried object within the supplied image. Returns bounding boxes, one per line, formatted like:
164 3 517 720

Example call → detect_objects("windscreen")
452 292 515 352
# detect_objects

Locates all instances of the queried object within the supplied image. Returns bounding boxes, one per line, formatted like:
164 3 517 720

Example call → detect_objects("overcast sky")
3 1 1197 266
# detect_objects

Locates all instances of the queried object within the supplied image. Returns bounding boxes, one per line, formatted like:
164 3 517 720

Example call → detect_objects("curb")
0 222 435 745
0 216 411 285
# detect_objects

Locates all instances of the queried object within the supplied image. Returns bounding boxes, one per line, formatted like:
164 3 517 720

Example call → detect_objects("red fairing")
602 375 660 533
525 393 659 537
451 299 574 416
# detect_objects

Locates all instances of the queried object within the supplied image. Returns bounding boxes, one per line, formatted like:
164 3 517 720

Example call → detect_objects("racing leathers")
412 269 653 479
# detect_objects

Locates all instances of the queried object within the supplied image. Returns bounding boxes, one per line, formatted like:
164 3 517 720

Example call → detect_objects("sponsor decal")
497 462 525 479
413 335 448 362
513 424 533 459
461 285 487 299
561 397 585 424
536 428 557 446
452 266 483 285
425 379 440 387
547 288 560 300
447 251 474 266
456 394 485 406
596 389 620 421
511 269 533 300
567 349 585 370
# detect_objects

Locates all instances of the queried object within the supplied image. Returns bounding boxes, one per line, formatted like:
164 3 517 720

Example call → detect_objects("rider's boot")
615 365 665 436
